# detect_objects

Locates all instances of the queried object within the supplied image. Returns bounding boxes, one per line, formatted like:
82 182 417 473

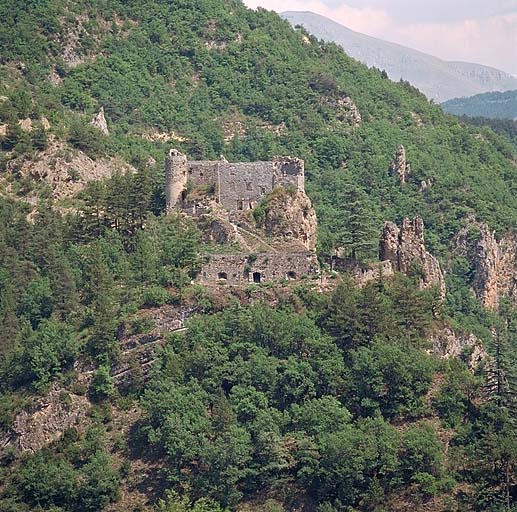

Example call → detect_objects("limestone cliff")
2 141 135 202
90 106 109 135
262 188 318 251
389 145 410 184
2 384 90 453
380 217 445 297
320 95 362 127
430 326 486 369
453 222 517 309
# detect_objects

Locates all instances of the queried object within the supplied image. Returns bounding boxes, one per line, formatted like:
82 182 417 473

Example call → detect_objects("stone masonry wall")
217 162 276 211
198 252 319 285
187 161 220 188
165 150 306 213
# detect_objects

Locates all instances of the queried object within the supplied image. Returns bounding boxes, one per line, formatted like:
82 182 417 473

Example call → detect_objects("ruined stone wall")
187 161 219 188
217 162 276 211
165 149 188 211
165 150 305 213
198 252 319 285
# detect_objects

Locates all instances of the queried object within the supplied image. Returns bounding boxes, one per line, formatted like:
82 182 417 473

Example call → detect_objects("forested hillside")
0 1 516 511
282 10 517 103
457 116 517 149
443 90 517 120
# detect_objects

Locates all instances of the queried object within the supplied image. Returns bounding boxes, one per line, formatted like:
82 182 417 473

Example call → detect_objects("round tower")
165 149 188 212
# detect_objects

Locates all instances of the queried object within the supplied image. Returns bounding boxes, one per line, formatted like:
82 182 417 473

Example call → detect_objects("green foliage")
138 281 448 509
157 491 225 512
346 339 435 418
0 1 516 510
443 90 517 120
21 317 79 391
90 365 115 401
16 451 77 509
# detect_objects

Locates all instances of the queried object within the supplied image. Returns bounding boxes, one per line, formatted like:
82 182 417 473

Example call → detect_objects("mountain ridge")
282 10 517 102
443 89 517 119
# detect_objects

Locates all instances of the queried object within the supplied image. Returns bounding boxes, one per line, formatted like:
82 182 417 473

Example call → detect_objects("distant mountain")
282 11 517 102
443 90 517 120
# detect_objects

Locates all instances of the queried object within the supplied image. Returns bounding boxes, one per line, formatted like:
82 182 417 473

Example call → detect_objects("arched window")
217 272 228 281
252 272 262 283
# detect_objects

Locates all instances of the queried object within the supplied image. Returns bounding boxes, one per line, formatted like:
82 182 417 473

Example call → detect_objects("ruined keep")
165 149 305 212
165 149 319 285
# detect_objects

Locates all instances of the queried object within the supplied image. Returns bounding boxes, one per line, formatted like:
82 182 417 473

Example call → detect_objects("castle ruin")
165 149 305 213
165 149 319 285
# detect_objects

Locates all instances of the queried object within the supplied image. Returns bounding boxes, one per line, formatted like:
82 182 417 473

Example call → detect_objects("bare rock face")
2 385 90 453
3 141 135 201
90 107 109 136
431 326 486 369
262 189 318 251
453 222 517 309
321 95 362 127
18 118 33 132
389 145 410 184
202 217 237 245
340 96 362 127
380 217 446 298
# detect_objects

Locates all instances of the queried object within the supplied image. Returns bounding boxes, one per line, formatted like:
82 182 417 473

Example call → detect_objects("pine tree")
333 178 379 261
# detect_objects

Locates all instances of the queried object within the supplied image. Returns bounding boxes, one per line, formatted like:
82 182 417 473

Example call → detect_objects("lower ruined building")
165 149 320 284
198 252 320 285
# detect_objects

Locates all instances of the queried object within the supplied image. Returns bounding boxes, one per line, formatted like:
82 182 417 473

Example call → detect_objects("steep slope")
2 0 517 259
1 1 517 511
443 89 517 119
282 11 517 102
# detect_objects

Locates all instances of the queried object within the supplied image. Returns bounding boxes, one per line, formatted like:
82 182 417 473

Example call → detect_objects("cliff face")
2 384 90 453
2 141 135 202
389 145 410 185
262 188 318 251
90 106 109 136
380 217 446 298
431 326 486 369
454 222 517 309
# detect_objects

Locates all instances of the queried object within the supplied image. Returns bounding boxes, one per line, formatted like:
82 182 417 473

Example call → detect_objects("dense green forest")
457 116 517 150
0 0 517 511
443 90 517 120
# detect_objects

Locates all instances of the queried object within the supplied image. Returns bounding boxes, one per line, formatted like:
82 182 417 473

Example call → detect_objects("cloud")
243 0 517 74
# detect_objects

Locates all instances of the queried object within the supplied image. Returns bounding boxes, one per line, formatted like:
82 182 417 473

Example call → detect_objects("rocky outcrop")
321 95 362 127
91 107 109 135
201 217 237 245
2 384 90 453
380 217 446 298
430 326 486 369
3 142 135 201
262 189 318 251
453 222 517 309
18 118 33 132
389 145 410 184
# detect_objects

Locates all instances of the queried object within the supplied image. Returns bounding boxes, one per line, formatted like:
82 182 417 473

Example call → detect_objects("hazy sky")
243 0 517 74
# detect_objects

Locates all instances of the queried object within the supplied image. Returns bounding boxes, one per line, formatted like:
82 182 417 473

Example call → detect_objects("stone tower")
165 149 188 212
